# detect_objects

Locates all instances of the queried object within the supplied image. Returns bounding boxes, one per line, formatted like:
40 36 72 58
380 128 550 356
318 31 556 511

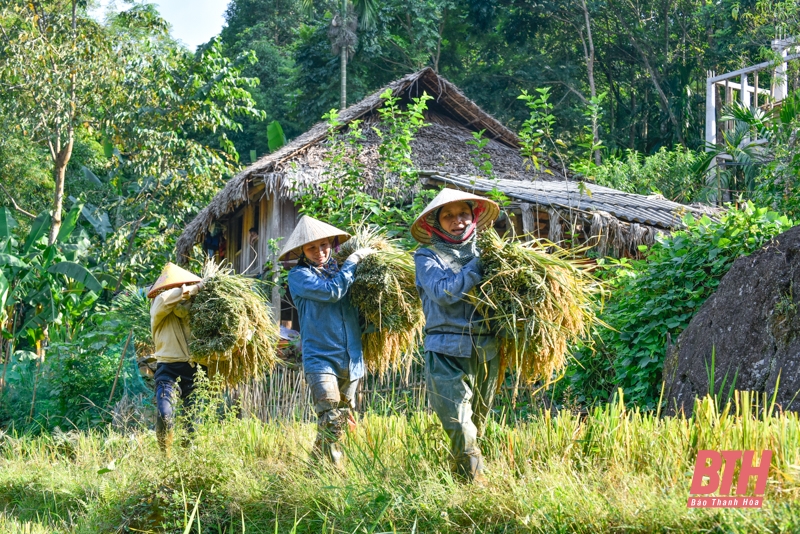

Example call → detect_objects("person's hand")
347 247 377 264
182 281 203 300
474 258 484 276
196 279 207 291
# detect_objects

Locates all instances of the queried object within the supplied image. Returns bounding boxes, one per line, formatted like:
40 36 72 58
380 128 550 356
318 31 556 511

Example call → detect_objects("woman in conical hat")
148 262 205 455
411 188 500 485
281 215 374 469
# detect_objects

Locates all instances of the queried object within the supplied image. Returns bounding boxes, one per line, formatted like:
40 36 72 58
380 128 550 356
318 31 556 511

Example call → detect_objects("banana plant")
0 203 104 367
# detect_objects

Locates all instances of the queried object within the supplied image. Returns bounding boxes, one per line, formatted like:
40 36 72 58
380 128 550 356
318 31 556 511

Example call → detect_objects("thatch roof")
421 171 716 257
176 68 561 260
423 172 703 229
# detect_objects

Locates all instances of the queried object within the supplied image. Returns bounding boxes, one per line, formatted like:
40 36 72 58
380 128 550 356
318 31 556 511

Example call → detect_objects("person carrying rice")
147 262 207 455
411 188 500 485
280 215 375 469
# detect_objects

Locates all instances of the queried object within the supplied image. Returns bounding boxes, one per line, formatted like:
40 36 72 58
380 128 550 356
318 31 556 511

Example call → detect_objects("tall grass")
1 391 799 533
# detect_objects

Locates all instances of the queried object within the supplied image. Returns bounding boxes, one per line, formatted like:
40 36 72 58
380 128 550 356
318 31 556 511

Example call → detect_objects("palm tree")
695 102 772 205
304 0 377 109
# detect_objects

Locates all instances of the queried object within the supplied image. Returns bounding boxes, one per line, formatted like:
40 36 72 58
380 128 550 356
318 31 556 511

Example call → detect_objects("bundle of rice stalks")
111 286 153 357
189 261 280 387
335 226 424 375
475 228 604 385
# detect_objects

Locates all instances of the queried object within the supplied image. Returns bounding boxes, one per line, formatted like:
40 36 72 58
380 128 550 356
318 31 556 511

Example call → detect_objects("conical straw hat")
278 215 351 261
411 188 500 244
147 262 202 298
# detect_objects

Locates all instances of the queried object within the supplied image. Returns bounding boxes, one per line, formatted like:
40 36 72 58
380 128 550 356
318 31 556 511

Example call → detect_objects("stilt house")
176 68 707 316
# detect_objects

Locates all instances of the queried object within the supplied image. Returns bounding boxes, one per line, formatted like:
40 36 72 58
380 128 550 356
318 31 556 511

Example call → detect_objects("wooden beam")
268 192 281 322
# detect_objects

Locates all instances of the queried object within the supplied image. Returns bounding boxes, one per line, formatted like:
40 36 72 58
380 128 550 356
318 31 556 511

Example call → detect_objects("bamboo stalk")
108 330 134 407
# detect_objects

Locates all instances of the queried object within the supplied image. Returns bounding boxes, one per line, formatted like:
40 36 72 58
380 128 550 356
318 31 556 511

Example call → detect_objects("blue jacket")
288 260 365 380
414 247 497 359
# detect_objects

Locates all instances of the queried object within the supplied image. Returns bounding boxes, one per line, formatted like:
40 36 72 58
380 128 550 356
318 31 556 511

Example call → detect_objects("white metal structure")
705 37 800 149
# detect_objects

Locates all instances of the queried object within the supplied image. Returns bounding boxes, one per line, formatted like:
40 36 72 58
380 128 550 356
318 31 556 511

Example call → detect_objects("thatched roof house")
176 68 565 266
176 68 707 304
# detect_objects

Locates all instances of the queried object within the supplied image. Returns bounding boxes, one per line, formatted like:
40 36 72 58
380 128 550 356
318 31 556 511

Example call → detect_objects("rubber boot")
466 454 488 486
156 417 174 458
453 452 487 486
312 408 346 472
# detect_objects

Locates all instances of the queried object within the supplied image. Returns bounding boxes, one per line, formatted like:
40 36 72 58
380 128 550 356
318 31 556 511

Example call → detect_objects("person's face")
438 201 474 235
302 238 332 265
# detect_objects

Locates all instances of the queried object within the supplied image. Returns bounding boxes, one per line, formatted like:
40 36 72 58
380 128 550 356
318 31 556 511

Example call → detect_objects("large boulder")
663 224 800 415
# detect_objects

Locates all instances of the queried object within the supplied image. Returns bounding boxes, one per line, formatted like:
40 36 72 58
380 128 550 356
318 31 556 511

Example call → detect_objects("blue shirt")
288 260 365 380
414 247 498 359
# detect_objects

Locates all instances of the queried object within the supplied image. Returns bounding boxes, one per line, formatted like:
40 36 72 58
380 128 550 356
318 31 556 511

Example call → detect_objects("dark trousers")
425 349 499 474
154 362 204 439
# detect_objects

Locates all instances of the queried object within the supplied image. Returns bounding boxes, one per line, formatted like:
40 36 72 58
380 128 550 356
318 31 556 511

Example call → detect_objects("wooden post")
268 192 281 322
754 71 759 108
741 74 750 108
724 79 732 133
705 71 716 149
243 204 254 274
520 203 536 241
259 195 269 274
772 37 789 101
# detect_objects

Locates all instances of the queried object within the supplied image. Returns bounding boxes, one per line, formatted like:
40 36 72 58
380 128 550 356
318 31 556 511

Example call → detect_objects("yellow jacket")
151 284 200 364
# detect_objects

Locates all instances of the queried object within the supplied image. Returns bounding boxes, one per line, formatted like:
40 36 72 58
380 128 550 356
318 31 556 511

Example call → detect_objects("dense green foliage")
295 89 437 248
591 147 702 203
0 1 264 428
567 203 793 407
217 0 800 160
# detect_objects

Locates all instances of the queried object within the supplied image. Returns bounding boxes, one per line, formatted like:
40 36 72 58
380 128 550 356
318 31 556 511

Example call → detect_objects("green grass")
1 391 799 533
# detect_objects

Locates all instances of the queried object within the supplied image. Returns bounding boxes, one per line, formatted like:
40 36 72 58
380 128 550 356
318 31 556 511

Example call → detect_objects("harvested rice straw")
111 286 153 357
189 261 279 387
335 226 424 376
474 228 603 385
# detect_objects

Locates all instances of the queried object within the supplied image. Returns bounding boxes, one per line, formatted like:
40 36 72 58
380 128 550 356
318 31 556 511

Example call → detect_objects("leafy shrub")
592 147 702 203
751 91 800 219
565 202 793 408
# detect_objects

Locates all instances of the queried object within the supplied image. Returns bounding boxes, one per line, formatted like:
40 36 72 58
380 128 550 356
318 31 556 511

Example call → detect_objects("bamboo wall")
227 358 546 423
228 361 429 422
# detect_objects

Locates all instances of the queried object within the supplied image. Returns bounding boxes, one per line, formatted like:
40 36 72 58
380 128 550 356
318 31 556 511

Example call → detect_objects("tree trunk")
630 36 685 146
339 0 347 110
340 49 347 110
48 140 74 246
580 0 601 165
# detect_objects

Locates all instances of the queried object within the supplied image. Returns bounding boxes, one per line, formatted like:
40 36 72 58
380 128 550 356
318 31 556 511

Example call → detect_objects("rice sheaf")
336 227 424 376
474 228 604 385
189 262 280 387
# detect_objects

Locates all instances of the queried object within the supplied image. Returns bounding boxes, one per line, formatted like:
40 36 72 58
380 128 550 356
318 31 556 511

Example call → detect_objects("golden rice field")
1 391 799 533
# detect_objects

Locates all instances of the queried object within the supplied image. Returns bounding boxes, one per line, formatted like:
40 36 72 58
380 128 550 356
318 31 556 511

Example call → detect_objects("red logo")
687 450 771 508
